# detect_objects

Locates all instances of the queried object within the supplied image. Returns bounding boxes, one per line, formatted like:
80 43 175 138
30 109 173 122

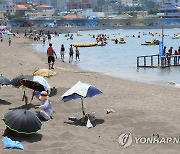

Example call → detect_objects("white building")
77 8 105 18
121 0 140 6
157 0 180 18
0 0 16 15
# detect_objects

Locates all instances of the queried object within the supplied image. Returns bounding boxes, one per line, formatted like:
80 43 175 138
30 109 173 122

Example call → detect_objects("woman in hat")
34 91 52 121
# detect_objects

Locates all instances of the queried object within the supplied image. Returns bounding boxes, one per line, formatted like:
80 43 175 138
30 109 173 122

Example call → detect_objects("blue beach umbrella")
0 75 10 86
61 81 102 116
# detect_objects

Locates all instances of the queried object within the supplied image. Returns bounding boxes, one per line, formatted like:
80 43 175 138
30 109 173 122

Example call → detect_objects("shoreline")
11 25 180 34
33 42 178 89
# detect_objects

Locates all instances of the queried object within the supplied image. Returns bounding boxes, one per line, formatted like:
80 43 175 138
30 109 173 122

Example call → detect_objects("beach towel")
2 136 24 150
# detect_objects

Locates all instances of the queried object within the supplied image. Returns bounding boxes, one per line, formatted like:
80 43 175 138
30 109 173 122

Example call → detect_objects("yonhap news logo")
119 132 180 148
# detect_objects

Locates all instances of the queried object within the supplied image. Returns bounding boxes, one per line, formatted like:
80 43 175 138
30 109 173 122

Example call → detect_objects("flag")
159 41 163 57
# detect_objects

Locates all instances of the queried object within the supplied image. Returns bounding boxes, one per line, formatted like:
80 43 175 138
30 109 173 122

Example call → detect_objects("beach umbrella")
0 75 11 86
10 75 33 88
21 79 45 92
61 81 102 116
21 76 50 92
2 109 42 134
21 76 50 102
33 69 57 77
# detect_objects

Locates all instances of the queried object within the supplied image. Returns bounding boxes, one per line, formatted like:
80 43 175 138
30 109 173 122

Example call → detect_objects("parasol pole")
81 97 86 116
161 25 164 52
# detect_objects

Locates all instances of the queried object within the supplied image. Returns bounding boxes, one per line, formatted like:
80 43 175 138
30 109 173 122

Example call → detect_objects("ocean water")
34 28 180 86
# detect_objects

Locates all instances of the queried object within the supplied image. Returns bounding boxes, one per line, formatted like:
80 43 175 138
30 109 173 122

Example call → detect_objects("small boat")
73 42 98 47
119 37 126 44
141 39 159 45
172 34 180 39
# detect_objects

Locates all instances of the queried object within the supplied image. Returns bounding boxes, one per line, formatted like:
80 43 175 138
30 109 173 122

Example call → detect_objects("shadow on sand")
0 99 12 105
8 103 35 110
64 118 105 127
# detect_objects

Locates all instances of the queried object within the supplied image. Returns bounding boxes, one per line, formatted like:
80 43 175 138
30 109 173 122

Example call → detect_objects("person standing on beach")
167 47 173 66
8 38 11 46
47 43 57 69
60 44 65 62
69 44 74 63
163 46 166 56
178 46 180 63
75 46 80 61
47 34 51 42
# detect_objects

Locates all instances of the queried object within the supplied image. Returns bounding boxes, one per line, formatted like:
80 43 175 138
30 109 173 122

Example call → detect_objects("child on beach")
34 91 53 121
47 43 57 69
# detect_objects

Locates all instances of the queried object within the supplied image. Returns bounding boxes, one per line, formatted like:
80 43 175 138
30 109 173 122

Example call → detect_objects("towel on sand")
2 136 24 150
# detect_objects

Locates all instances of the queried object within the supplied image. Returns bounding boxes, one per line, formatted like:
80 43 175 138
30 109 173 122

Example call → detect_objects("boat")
119 37 126 44
172 34 180 39
73 42 98 47
141 39 159 45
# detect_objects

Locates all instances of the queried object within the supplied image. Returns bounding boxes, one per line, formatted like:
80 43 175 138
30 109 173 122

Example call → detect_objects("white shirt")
40 99 52 116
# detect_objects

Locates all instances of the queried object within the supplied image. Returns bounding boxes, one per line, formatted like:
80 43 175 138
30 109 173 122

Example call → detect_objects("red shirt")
47 47 54 56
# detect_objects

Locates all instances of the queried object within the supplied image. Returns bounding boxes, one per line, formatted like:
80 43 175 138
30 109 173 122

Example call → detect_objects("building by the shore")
157 0 180 18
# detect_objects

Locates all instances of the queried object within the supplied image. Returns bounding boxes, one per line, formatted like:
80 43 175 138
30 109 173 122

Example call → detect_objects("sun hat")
39 91 48 100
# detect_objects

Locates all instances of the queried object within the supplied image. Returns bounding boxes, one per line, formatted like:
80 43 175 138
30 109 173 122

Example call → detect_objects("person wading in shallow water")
47 43 57 69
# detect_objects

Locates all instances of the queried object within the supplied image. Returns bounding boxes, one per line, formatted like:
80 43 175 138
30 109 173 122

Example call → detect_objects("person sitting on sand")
47 43 57 69
34 91 53 121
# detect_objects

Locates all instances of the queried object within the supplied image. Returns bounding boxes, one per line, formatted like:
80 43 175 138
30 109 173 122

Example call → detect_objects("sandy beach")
1 34 180 154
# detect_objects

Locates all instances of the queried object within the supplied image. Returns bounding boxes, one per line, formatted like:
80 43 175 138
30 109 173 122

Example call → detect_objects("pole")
81 97 85 116
162 25 164 52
